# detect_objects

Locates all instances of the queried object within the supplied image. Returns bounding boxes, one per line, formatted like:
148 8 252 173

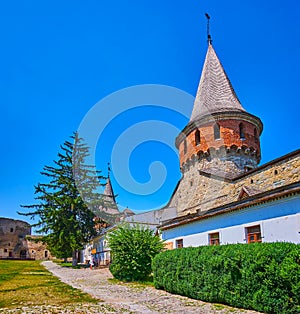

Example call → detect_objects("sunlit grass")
0 260 99 309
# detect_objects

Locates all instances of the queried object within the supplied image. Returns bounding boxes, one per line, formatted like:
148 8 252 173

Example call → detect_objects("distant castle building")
93 175 135 229
82 175 135 264
0 218 30 259
100 175 120 216
0 217 54 260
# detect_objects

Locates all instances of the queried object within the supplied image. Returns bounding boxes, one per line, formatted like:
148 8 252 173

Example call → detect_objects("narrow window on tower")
239 123 245 139
214 123 220 140
195 129 201 145
254 128 258 143
183 139 187 154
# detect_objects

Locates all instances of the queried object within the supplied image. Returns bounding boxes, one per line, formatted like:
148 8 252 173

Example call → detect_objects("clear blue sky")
1 1 299 224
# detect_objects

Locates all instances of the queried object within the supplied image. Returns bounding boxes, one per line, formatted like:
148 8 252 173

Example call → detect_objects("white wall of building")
263 214 299 243
162 195 300 248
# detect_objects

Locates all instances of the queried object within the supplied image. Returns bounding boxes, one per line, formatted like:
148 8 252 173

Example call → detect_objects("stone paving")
51 261 257 314
0 261 263 313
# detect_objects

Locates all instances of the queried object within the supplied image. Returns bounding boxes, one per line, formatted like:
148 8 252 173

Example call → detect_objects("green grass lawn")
0 260 99 309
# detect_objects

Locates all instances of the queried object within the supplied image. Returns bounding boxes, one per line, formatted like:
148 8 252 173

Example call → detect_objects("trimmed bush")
152 242 300 313
108 223 165 281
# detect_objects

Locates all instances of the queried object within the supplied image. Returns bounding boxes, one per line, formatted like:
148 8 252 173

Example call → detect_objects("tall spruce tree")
20 133 105 265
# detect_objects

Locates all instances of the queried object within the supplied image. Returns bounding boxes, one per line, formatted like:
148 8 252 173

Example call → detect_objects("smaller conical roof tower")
103 176 116 204
98 167 120 216
176 21 263 177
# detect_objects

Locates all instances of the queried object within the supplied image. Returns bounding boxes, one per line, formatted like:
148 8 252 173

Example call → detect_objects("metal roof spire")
105 162 116 201
205 13 212 45
107 162 111 178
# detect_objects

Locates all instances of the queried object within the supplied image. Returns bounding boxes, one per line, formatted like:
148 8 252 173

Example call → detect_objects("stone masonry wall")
0 218 54 260
0 218 31 258
26 237 55 260
169 151 300 216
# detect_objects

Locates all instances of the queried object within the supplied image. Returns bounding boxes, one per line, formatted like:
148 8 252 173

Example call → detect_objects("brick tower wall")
178 119 261 168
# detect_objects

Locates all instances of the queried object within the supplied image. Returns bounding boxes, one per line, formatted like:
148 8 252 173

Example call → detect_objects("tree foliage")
108 223 165 281
19 133 105 265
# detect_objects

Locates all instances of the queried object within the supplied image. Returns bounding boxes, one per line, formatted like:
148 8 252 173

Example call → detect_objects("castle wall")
169 150 300 216
0 218 31 258
26 237 54 260
0 218 54 260
168 162 226 214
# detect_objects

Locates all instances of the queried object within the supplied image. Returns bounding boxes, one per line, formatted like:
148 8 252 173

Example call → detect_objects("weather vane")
205 13 212 45
107 162 111 177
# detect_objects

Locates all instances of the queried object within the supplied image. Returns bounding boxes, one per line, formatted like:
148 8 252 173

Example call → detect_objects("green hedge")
152 242 300 313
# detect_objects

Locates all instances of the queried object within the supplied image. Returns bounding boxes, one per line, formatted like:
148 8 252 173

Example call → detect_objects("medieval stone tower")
168 40 264 216
177 42 263 175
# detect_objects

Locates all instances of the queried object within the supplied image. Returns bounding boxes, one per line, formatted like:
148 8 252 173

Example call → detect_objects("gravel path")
0 261 263 313
30 261 261 314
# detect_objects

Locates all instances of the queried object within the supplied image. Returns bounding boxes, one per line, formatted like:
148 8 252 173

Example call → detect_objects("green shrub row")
152 242 300 313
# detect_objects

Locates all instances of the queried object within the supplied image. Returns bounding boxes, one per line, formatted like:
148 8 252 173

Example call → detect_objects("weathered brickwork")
0 218 31 258
181 147 259 176
26 236 54 260
169 151 300 216
178 118 261 167
0 218 54 260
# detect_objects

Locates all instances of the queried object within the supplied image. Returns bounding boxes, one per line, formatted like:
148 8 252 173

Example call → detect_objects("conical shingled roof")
103 176 116 203
190 43 246 121
99 176 120 215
